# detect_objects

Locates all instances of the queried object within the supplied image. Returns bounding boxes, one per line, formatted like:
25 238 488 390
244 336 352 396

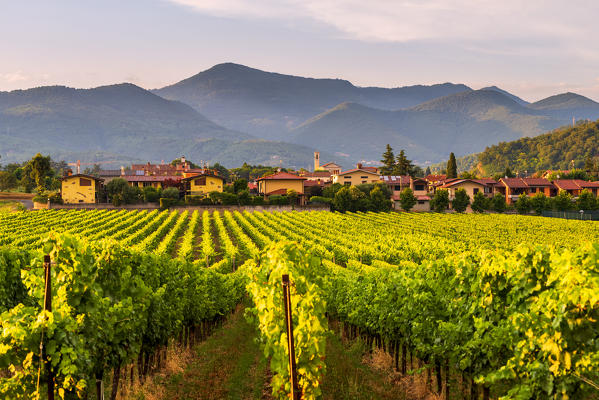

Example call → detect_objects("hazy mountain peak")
529 92 599 110
411 89 527 114
480 86 529 105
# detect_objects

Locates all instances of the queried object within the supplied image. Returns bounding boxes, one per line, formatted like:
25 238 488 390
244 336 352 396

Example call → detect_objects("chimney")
357 162 363 169
181 156 186 164
120 166 125 176
67 169 73 177
314 151 320 171
76 160 81 174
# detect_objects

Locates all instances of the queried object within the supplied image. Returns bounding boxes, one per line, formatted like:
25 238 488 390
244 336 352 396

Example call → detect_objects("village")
56 152 599 215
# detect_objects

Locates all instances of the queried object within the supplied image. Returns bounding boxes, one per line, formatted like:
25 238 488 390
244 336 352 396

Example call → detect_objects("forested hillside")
478 120 599 174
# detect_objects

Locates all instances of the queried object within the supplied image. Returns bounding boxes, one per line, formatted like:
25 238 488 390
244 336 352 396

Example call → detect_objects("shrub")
515 194 531 214
268 195 288 205
399 188 417 212
552 191 574 211
576 189 597 210
530 192 549 215
451 188 470 213
491 193 506 213
209 191 238 205
252 196 265 205
309 196 332 204
161 187 180 200
430 189 450 213
471 192 489 213
159 198 178 209
143 186 160 203
184 195 205 205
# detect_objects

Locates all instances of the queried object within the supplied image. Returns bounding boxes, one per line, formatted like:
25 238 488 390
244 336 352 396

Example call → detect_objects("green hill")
0 83 332 168
478 120 599 175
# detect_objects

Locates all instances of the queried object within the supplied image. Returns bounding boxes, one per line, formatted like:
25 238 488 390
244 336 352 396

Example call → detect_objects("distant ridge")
154 62 472 140
0 83 333 168
480 86 529 105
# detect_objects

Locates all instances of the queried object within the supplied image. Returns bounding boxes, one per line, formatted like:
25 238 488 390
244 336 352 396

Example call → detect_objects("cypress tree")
395 150 414 176
425 166 431 176
380 144 396 175
446 153 457 179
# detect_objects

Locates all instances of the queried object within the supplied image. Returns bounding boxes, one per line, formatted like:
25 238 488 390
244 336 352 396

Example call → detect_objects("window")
344 175 351 179
362 181 367 184
473 188 479 194
415 184 425 191
530 187 536 193
344 182 351 186
418 200 425 205
194 177 206 186
360 176 368 179
80 178 91 186
394 185 401 191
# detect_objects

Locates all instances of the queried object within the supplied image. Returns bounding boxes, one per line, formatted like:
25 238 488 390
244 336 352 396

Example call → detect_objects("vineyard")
1 209 598 399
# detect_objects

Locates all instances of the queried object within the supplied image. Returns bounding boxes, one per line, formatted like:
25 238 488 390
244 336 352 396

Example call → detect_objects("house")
122 174 182 189
495 178 555 204
553 180 599 196
299 170 333 183
181 172 225 195
333 164 381 186
60 174 104 204
320 162 342 175
439 179 496 201
382 176 431 211
256 171 307 204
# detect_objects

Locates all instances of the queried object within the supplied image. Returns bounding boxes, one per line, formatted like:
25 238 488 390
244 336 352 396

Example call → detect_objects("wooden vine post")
282 274 301 400
43 255 55 400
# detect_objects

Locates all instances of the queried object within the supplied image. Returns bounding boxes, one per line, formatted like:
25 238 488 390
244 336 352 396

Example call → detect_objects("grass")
123 306 422 400
124 305 270 400
0 201 26 213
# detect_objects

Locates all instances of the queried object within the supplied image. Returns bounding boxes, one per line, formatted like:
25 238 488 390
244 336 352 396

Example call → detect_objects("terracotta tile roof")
425 174 447 182
381 175 411 185
578 180 599 188
60 174 104 182
248 182 258 190
98 169 122 177
266 188 290 195
122 175 181 182
361 166 379 173
440 179 487 189
180 172 223 181
256 171 306 181
500 178 528 189
321 162 341 167
300 171 332 178
417 195 431 201
338 168 381 176
553 179 599 190
523 178 553 186
475 178 498 185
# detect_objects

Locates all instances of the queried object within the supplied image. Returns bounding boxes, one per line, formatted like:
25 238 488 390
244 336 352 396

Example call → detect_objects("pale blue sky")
1 0 598 101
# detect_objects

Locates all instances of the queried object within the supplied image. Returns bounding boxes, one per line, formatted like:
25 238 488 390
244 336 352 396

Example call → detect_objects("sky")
1 0 598 102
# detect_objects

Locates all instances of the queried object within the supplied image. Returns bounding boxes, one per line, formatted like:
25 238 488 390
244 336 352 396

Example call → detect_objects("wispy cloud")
167 0 598 44
0 71 29 83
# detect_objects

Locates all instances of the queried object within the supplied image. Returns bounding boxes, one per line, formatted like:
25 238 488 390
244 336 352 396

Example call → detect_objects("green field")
0 210 598 399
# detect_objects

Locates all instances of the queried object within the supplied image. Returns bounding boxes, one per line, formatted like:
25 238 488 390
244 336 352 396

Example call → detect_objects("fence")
541 210 599 221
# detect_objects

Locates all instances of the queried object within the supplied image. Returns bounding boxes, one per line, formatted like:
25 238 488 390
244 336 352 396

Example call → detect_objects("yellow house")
439 179 495 201
181 173 224 195
256 171 306 203
60 174 104 204
333 165 381 186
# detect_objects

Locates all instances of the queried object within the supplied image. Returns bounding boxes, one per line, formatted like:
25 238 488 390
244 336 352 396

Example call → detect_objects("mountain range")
2 62 599 169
